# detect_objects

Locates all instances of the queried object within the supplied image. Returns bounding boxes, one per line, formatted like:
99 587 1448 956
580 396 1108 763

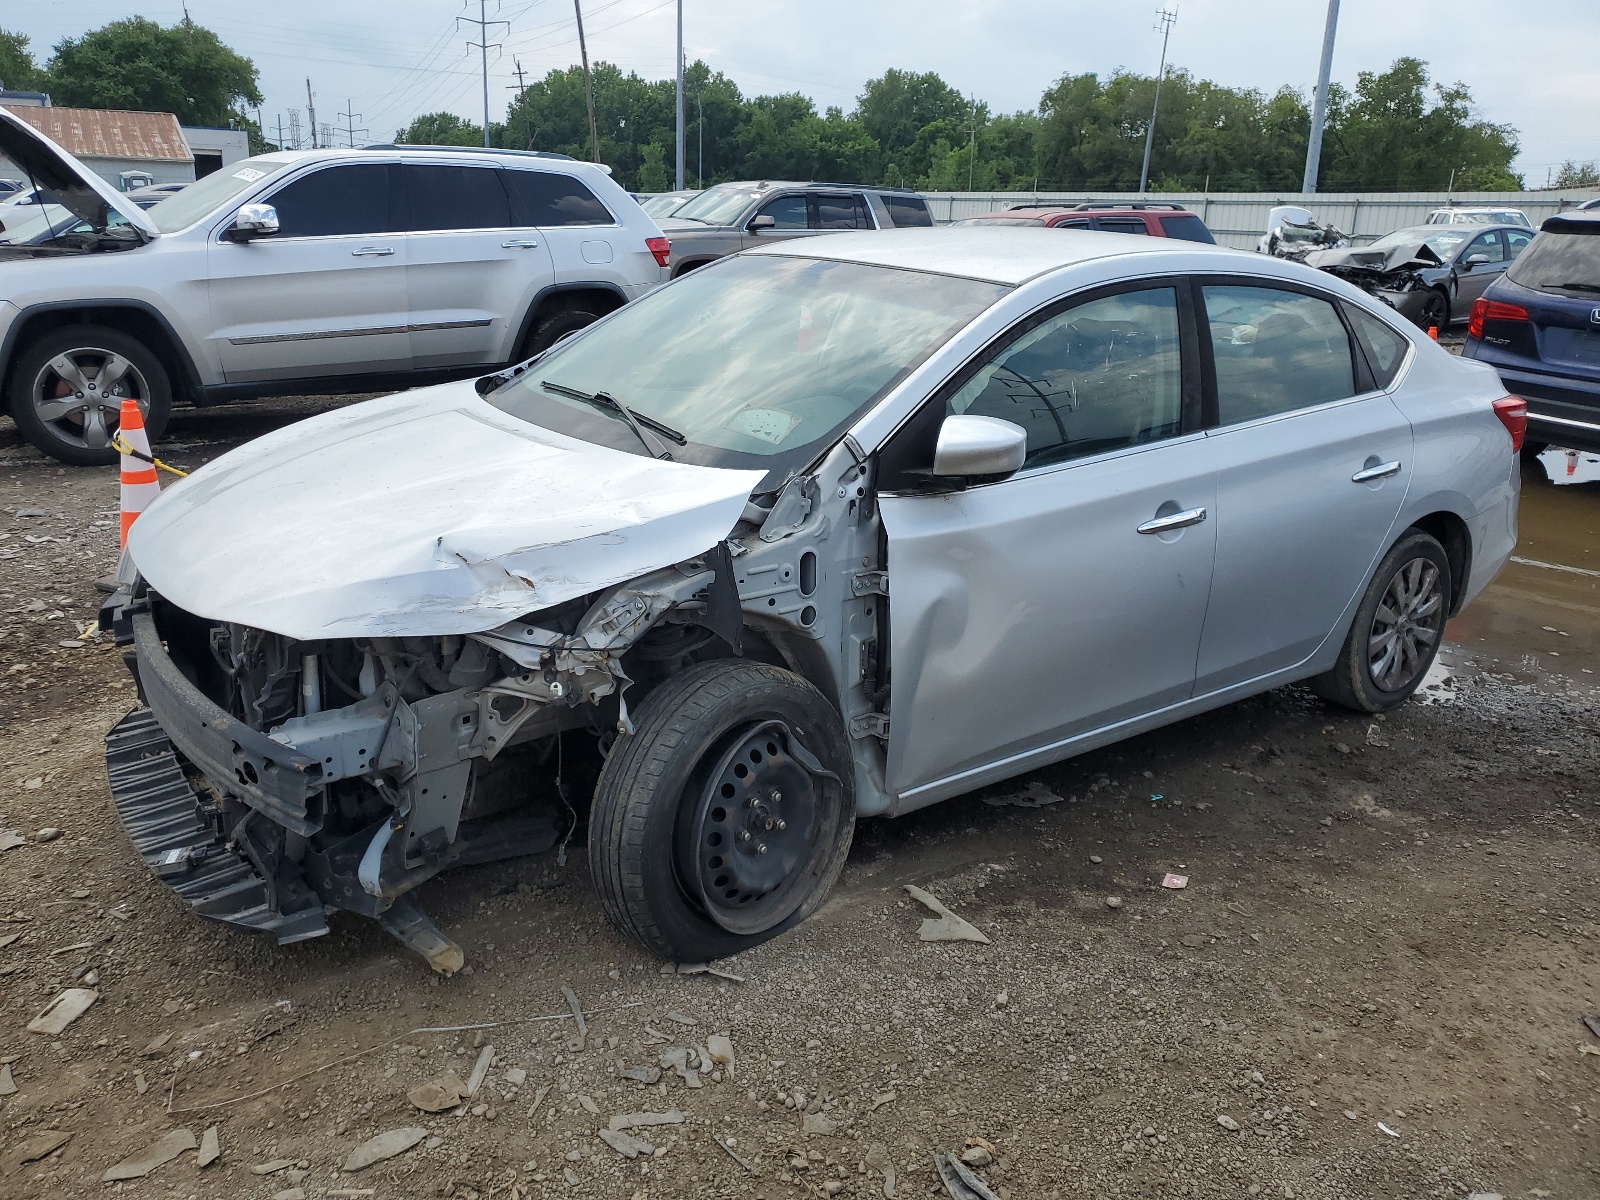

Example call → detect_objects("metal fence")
919 190 1600 248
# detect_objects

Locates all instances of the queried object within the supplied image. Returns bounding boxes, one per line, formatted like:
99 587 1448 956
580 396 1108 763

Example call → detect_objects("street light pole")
1138 7 1177 196
675 0 685 190
1302 0 1340 194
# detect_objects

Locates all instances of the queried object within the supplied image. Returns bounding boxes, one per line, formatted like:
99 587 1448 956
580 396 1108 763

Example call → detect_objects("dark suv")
954 201 1216 243
1464 211 1600 452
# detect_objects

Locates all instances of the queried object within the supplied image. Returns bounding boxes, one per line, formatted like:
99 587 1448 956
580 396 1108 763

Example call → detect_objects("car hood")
1305 241 1443 274
0 107 158 239
126 380 766 641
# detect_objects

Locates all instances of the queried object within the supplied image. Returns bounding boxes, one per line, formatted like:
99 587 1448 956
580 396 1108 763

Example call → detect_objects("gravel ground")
0 398 1596 1200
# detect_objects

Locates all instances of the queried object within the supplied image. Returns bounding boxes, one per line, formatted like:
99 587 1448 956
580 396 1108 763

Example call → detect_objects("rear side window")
1203 285 1356 424
1506 231 1600 294
501 169 613 227
1095 217 1149 236
880 194 932 227
266 163 393 238
1344 304 1410 389
1159 214 1215 244
1505 228 1533 260
813 194 872 230
402 164 511 232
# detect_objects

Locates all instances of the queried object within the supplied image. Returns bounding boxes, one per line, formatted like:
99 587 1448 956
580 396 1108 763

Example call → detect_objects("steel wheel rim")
679 720 828 936
30 347 149 452
1367 556 1443 692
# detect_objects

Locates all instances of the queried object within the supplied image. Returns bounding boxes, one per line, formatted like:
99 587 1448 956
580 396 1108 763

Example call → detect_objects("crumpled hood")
1305 241 1443 274
127 381 765 640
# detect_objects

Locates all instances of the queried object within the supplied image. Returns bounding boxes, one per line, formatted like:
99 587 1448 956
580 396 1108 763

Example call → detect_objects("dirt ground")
0 396 1596 1200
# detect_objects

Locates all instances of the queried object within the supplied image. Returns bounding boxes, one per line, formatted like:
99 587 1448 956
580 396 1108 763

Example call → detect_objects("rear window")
1159 213 1215 244
880 194 932 227
1506 230 1600 296
501 169 613 227
1096 217 1149 236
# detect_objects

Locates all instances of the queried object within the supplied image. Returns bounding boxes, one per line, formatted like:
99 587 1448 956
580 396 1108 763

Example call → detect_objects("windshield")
1369 228 1468 258
1506 231 1600 295
149 156 291 233
669 186 763 226
640 192 693 217
487 254 1008 490
0 203 70 245
953 216 1043 227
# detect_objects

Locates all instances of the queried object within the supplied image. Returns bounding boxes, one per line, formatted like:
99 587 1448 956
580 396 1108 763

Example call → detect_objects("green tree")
1553 160 1600 189
396 111 489 146
0 28 43 91
45 17 261 126
635 142 669 192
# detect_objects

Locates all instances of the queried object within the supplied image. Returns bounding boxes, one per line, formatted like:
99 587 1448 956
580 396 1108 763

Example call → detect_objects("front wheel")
1311 530 1451 712
588 660 855 961
9 325 172 466
1415 289 1450 331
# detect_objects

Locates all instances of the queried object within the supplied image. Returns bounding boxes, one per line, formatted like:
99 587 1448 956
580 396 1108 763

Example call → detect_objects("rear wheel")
523 306 602 357
1311 530 1451 712
588 660 855 961
9 326 172 466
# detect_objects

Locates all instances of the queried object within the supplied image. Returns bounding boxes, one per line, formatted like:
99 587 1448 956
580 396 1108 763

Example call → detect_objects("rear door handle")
1137 507 1207 535
501 239 541 249
1351 460 1402 483
351 246 395 257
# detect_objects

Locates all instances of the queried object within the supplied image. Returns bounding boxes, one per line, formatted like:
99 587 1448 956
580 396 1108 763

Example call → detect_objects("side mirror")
1462 252 1492 267
227 203 279 241
747 213 777 232
932 414 1027 481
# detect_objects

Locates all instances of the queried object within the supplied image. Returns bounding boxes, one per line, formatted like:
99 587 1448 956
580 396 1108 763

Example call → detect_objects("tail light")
646 236 670 268
1492 395 1527 452
1468 297 1529 339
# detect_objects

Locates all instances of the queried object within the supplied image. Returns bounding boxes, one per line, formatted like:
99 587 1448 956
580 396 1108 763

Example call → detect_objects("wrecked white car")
104 228 1519 971
1256 204 1349 260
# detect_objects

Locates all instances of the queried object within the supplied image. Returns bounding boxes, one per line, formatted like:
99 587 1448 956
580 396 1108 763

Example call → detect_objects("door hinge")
849 712 889 740
851 570 888 597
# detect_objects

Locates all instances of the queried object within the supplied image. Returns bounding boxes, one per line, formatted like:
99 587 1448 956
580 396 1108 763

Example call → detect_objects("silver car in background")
103 229 1521 971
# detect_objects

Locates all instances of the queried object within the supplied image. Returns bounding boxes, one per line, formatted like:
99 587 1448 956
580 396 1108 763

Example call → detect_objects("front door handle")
351 246 395 257
1137 506 1207 535
501 238 541 249
1351 460 1402 483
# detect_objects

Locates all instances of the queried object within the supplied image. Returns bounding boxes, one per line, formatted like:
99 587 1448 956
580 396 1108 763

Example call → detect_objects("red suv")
954 201 1216 243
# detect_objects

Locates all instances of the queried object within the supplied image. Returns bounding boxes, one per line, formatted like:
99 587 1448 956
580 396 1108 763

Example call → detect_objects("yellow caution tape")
112 435 189 478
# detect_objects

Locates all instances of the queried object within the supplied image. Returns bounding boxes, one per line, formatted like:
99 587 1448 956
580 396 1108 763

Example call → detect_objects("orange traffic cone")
1427 325 1439 340
118 399 160 548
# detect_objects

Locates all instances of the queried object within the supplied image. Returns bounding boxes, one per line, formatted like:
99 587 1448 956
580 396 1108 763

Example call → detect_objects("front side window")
265 163 393 238
757 195 809 229
813 194 871 230
947 287 1183 468
501 169 613 226
403 164 511 232
488 255 1007 489
1463 230 1504 264
1204 285 1356 425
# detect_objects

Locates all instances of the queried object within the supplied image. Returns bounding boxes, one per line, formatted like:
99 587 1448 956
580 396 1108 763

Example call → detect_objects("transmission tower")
338 100 368 148
459 0 509 149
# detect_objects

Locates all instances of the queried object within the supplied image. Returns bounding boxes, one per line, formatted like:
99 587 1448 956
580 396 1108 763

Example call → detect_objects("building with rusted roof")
0 103 195 190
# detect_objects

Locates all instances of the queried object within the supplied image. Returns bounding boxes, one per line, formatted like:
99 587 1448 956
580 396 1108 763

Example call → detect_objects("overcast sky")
19 0 1599 184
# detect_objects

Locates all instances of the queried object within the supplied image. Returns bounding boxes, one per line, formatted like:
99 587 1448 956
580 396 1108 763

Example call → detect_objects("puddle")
1442 447 1599 693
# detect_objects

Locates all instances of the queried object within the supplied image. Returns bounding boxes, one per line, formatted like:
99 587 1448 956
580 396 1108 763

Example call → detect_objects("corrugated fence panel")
919 190 1600 249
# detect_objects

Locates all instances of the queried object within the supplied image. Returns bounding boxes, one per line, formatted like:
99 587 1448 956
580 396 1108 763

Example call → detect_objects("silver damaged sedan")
104 228 1522 969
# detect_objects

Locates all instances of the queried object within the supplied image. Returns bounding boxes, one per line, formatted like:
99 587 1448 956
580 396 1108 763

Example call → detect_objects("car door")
1193 281 1414 693
401 162 554 369
499 167 621 294
1455 230 1507 308
878 282 1217 799
206 161 410 382
1504 226 1534 264
739 192 817 249
810 192 875 230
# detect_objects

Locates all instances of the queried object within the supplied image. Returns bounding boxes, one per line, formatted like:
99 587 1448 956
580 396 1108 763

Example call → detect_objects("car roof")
699 179 919 194
744 225 1237 285
1542 210 1600 233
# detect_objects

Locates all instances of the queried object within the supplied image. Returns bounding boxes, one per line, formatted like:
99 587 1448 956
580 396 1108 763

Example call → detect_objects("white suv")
0 109 669 464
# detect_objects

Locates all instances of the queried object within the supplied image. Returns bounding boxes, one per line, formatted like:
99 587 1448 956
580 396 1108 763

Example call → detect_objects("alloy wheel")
1367 557 1444 692
30 347 150 454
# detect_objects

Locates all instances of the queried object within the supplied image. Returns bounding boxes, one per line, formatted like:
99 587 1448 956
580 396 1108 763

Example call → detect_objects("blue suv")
1464 210 1600 452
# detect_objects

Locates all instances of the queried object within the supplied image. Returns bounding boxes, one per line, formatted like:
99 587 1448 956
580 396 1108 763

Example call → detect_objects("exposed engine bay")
1301 241 1445 305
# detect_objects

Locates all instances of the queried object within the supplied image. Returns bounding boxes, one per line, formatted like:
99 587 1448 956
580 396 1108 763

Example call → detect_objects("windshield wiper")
1554 281 1600 294
540 380 686 459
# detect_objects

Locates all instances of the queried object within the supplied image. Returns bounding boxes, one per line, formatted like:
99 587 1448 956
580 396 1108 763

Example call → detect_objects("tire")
1310 530 1452 713
1415 289 1450 332
9 325 172 466
523 306 602 356
588 660 856 961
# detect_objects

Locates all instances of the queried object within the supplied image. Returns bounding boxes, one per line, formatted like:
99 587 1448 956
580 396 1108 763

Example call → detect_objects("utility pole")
1138 7 1177 195
305 78 318 148
338 100 367 148
509 57 527 97
276 114 285 153
674 0 685 190
574 0 600 163
697 92 703 187
460 0 509 148
1302 0 1339 194
966 98 978 192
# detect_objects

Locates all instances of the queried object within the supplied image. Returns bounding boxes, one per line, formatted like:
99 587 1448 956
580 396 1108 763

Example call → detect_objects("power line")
459 0 510 147
1138 6 1177 196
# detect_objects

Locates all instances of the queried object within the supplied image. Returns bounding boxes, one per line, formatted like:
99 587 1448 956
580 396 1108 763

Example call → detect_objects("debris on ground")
981 781 1064 808
661 961 746 982
1582 1015 1600 1040
466 1045 494 1096
101 1128 197 1181
34 827 61 843
252 1158 299 1174
197 1125 220 1168
342 1128 426 1172
1161 873 1189 889
619 1065 661 1084
904 885 990 944
408 1073 468 1113
0 1064 14 1096
934 1150 1001 1200
1378 1121 1400 1137
597 1128 655 1159
665 1010 698 1026
1217 1114 1241 1131
608 1109 685 1132
801 1112 837 1135
561 985 587 1050
3 1129 71 1174
1105 896 1124 910
714 1132 755 1172
707 1033 735 1078
659 1046 699 1087
959 1135 996 1167
26 987 98 1035
0 830 24 852
578 1094 600 1115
